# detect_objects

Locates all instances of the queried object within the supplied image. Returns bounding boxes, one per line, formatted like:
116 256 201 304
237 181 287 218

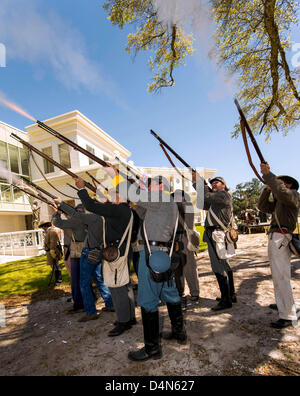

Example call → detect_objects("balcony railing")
0 229 45 257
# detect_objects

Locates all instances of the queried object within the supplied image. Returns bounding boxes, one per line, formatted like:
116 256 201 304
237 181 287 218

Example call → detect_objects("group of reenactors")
38 162 300 361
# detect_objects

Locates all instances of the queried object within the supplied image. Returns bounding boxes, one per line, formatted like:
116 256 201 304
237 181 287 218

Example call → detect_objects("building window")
103 154 110 162
8 144 20 174
86 145 95 165
20 148 30 176
13 186 25 204
42 147 55 174
0 184 12 202
0 142 8 175
58 143 71 169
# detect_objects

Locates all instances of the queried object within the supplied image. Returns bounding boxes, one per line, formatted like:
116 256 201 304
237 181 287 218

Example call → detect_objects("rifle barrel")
67 183 79 192
10 133 97 193
115 156 141 181
13 184 53 207
234 99 266 164
21 176 57 200
150 130 194 171
37 121 108 167
37 120 137 185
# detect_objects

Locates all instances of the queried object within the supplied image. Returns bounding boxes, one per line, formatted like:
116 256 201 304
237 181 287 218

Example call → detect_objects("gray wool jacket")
135 190 179 243
59 202 104 250
203 186 232 229
52 211 87 243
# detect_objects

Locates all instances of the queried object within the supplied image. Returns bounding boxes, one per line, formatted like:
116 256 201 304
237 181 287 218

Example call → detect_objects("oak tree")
103 0 300 137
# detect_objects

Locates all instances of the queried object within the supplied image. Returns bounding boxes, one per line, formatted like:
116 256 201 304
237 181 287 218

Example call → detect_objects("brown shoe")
101 307 115 312
78 313 100 323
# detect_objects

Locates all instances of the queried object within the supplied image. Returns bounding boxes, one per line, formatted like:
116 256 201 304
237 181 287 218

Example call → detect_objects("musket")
150 130 195 171
86 171 109 192
12 183 55 208
115 156 142 182
36 121 108 167
150 129 210 187
21 176 58 200
67 183 79 192
36 120 137 185
10 133 97 193
234 99 266 164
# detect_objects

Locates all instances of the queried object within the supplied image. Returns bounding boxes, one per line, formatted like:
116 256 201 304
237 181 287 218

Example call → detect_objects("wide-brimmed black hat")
277 175 299 191
209 176 229 191
39 220 52 228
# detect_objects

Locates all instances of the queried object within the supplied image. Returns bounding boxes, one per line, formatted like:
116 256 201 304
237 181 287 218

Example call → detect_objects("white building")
26 110 131 221
0 111 216 256
0 121 32 232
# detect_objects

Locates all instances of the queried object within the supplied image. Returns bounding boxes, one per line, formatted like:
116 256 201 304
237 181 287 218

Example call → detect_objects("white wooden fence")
0 229 45 257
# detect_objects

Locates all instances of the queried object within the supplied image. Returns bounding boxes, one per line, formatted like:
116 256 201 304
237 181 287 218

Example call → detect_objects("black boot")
128 308 162 361
227 270 237 303
217 270 237 303
212 273 232 311
54 268 62 285
161 302 187 344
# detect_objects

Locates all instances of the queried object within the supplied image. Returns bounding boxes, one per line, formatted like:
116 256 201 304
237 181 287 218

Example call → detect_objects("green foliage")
103 0 194 92
0 255 69 299
103 0 300 137
232 178 264 216
212 0 300 138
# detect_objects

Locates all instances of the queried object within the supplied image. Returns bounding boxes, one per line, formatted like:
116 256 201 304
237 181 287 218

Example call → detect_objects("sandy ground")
1 233 300 376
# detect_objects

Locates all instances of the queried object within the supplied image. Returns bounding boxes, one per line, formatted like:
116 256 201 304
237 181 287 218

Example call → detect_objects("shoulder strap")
169 214 179 257
274 211 285 232
102 216 106 248
178 210 192 233
208 208 227 231
143 214 179 258
208 207 234 231
118 213 133 249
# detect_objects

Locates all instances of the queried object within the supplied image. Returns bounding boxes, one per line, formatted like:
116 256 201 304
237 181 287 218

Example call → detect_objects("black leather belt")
206 226 223 231
138 240 169 247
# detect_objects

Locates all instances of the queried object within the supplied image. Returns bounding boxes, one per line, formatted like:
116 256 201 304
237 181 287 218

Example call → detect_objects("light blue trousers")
137 250 180 312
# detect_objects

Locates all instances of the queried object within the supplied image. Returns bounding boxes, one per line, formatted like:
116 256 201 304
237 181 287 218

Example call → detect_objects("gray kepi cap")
209 176 229 191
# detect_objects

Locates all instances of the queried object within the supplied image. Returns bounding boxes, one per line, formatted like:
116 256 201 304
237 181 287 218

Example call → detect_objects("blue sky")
0 0 299 190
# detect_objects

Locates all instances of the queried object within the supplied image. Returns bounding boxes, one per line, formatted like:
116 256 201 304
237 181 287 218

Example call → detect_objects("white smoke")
0 161 36 194
153 0 237 100
0 161 20 185
153 0 212 42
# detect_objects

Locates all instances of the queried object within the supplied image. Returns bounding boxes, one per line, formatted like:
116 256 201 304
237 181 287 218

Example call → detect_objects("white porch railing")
0 229 45 257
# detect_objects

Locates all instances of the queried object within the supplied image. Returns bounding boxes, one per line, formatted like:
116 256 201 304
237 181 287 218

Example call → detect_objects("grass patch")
195 225 208 251
0 255 70 301
0 228 207 304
